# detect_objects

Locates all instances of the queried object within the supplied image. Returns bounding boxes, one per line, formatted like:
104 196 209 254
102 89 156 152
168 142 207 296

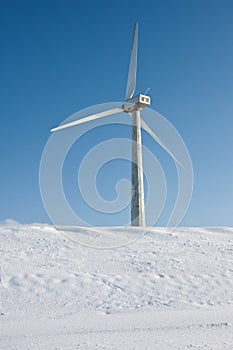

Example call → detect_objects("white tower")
131 109 145 226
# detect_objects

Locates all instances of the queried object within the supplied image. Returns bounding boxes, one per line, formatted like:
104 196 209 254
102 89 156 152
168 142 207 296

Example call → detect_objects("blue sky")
1 0 233 226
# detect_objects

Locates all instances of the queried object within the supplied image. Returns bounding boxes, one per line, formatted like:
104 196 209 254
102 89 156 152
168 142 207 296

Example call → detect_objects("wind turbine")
51 23 182 227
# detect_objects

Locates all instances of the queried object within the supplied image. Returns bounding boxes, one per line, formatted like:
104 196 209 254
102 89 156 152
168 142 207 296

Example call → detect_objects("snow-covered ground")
1 223 233 349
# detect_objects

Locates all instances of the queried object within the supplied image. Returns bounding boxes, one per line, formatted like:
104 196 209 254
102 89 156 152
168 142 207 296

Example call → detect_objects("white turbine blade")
125 23 138 100
50 108 123 132
141 118 184 168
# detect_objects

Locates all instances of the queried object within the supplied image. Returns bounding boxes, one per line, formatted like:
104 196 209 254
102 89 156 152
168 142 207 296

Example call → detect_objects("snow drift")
1 224 233 349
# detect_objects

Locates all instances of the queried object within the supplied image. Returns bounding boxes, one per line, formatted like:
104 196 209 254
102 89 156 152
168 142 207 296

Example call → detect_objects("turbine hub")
123 94 151 113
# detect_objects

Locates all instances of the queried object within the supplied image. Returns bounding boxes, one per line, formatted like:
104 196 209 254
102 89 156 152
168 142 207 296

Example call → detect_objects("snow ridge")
1 224 233 349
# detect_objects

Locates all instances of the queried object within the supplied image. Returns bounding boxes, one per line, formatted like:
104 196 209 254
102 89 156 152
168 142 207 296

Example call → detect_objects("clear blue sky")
1 0 233 226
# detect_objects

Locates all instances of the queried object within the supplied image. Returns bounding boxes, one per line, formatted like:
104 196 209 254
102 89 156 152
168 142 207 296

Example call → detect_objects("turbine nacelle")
123 94 151 113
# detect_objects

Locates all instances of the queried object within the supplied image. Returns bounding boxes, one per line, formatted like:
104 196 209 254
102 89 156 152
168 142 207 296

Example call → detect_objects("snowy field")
1 223 233 349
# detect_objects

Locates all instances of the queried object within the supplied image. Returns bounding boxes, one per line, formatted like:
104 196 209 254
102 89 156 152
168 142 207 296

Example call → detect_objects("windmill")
51 23 182 226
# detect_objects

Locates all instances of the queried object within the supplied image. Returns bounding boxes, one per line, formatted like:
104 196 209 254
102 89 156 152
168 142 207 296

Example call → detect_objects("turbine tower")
50 23 182 226
125 23 145 226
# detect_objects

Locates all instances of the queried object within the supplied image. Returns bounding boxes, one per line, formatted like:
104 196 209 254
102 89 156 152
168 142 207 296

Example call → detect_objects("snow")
1 224 233 349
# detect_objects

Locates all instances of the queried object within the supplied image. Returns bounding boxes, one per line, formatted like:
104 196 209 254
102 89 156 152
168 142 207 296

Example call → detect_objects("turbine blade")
50 108 123 132
141 119 184 168
125 23 138 100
